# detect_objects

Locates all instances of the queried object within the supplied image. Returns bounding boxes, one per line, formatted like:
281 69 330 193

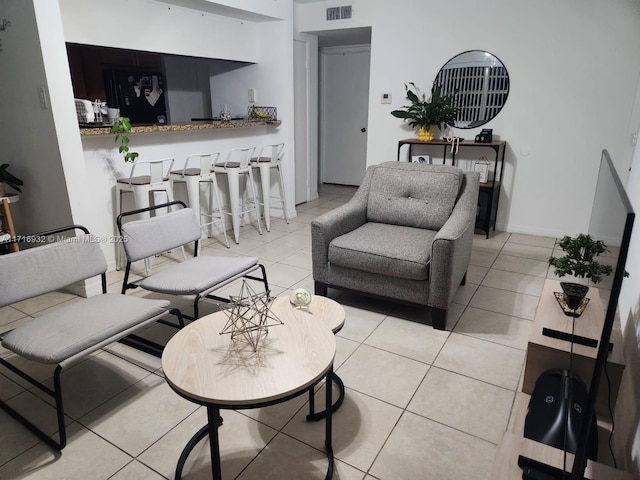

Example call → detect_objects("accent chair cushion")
366 163 463 231
139 256 259 295
1 294 169 364
328 222 436 280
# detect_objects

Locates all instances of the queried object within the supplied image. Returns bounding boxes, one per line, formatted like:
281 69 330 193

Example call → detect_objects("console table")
396 138 506 238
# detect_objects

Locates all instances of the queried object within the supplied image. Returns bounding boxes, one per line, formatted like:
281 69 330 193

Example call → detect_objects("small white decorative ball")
289 288 312 309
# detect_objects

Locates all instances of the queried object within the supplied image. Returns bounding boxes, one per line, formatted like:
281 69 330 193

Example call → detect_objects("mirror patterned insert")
434 50 509 129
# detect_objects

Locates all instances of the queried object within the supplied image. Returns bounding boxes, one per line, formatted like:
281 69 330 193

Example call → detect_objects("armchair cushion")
367 163 463 230
329 222 436 280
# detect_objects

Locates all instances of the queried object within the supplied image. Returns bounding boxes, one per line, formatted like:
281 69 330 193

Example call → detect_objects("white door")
294 39 309 205
320 45 370 186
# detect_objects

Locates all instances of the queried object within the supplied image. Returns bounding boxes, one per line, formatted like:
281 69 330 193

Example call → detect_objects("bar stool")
169 153 229 248
212 147 263 244
251 143 289 231
115 158 178 271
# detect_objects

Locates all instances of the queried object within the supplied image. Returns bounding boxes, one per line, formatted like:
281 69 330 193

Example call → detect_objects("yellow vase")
417 125 436 142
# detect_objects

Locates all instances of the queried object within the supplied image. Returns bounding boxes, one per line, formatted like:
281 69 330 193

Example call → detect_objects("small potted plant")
110 117 139 163
548 234 613 315
0 163 23 196
391 82 457 142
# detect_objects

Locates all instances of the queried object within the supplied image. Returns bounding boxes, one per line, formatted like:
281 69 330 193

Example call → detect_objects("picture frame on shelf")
411 154 431 164
474 159 490 183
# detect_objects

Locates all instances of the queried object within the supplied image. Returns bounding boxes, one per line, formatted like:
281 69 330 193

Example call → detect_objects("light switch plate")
248 88 256 103
38 87 48 109
381 93 391 104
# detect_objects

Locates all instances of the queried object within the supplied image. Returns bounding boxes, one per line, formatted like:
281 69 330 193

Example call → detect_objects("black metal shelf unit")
397 138 506 238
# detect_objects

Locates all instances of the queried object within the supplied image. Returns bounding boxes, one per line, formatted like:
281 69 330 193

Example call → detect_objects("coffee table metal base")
174 367 334 480
307 372 345 422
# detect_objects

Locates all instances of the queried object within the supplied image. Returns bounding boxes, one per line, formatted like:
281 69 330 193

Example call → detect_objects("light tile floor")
0 184 561 479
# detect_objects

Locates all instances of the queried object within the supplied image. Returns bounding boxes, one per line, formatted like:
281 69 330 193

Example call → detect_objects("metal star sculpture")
219 280 283 352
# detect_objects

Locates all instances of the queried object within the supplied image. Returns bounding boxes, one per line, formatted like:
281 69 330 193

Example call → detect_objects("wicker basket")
248 106 277 121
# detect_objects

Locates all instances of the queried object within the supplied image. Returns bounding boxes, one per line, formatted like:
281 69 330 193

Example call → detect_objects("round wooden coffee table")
270 295 345 333
271 295 347 420
162 298 338 480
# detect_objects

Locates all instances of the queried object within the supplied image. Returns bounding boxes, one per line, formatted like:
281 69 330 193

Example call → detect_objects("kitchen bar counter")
79 119 281 136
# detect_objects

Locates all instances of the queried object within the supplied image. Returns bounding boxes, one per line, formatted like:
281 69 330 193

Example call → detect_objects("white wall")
59 0 258 62
0 0 75 235
615 98 640 474
210 19 296 219
0 0 101 295
298 3 640 470
296 0 640 238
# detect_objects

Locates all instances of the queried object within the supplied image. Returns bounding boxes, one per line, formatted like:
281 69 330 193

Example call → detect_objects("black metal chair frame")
117 201 270 320
0 225 184 451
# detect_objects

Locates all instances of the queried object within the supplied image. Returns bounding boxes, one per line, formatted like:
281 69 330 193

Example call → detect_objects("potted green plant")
391 82 457 141
0 163 23 195
548 234 613 314
110 117 139 163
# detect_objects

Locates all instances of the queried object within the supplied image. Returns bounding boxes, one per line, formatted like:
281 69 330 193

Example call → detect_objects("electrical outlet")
381 93 391 104
248 88 256 103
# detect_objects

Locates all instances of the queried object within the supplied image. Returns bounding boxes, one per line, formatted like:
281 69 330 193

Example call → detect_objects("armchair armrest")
429 172 480 309
311 199 367 282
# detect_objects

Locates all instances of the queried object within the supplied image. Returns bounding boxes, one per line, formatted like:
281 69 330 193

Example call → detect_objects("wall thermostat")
381 93 391 104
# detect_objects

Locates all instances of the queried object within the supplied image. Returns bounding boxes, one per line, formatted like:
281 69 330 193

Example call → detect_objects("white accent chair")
118 201 269 320
0 225 180 450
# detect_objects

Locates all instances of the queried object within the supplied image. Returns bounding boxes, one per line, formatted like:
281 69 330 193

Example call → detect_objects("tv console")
491 432 634 479
523 279 625 416
490 279 631 478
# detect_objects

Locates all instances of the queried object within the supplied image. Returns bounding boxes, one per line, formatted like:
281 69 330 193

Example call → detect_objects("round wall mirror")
434 50 509 129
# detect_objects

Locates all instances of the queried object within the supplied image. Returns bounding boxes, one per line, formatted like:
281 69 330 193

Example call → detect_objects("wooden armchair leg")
431 307 447 330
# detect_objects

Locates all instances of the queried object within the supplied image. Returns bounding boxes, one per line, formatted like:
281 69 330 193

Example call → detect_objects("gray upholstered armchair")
311 161 480 330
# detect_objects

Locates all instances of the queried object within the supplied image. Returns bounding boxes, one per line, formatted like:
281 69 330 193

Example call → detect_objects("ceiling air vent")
326 5 353 21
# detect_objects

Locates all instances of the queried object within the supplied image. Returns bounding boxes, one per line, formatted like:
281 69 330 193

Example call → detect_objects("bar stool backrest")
221 147 256 169
257 143 285 163
180 153 220 176
124 158 174 186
